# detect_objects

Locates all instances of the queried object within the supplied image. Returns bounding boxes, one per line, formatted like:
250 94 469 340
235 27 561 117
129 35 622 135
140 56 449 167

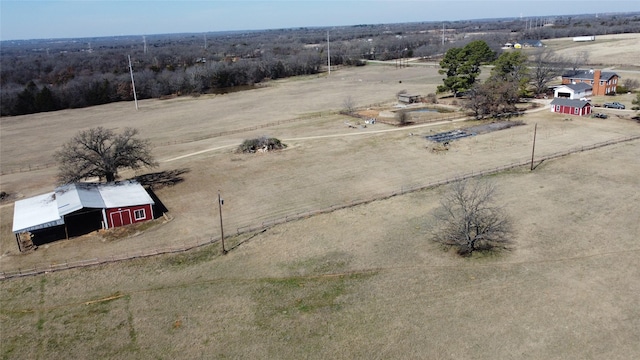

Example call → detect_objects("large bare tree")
463 77 519 119
529 48 566 96
432 179 513 256
56 127 157 183
570 50 590 72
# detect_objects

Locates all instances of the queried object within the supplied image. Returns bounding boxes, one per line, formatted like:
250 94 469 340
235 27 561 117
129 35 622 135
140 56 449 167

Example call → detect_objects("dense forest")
1 12 639 116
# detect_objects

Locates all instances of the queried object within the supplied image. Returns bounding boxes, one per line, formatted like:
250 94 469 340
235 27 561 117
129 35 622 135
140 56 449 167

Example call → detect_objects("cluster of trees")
436 40 495 98
520 13 640 40
2 12 638 116
0 25 447 116
463 51 534 119
1 56 327 116
437 39 584 119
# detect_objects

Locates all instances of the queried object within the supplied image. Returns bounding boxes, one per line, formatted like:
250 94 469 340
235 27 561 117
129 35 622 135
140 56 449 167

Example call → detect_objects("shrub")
237 136 287 153
616 85 628 94
396 111 410 126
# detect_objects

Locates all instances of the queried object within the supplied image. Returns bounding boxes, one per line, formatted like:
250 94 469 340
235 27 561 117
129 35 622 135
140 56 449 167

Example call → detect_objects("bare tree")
570 50 590 72
632 93 640 111
529 48 566 96
56 127 157 183
342 96 356 115
622 78 639 92
463 84 489 119
463 78 519 119
432 179 513 256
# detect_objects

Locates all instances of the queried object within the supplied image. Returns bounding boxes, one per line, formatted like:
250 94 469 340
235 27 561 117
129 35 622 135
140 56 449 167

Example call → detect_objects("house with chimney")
561 69 619 96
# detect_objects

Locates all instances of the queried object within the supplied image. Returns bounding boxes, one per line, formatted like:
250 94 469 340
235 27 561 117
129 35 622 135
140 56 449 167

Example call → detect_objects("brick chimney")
593 70 602 95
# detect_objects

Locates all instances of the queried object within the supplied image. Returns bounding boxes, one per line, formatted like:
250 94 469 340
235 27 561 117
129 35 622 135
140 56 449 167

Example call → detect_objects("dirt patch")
356 109 381 119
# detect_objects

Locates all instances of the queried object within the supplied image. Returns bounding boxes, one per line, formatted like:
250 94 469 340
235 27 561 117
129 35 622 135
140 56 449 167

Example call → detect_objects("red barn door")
110 209 132 227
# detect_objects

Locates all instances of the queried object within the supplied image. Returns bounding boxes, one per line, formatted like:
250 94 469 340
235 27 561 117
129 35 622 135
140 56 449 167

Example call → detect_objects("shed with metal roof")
12 180 155 250
550 98 592 116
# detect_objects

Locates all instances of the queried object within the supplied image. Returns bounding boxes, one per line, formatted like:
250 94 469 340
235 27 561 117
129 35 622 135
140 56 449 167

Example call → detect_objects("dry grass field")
1 35 640 359
544 33 640 71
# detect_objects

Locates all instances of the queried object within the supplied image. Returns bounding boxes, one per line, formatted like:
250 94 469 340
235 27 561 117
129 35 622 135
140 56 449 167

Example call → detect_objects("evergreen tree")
437 40 495 97
14 81 39 115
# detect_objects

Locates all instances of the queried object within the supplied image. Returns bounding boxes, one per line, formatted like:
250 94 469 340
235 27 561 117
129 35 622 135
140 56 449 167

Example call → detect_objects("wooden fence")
1 134 638 280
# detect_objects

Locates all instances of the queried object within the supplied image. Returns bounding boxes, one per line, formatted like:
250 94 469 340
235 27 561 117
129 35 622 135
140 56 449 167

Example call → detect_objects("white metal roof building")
12 192 63 234
554 83 593 100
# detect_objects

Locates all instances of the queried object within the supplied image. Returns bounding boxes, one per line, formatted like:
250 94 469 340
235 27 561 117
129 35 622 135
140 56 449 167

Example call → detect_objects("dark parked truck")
603 102 625 109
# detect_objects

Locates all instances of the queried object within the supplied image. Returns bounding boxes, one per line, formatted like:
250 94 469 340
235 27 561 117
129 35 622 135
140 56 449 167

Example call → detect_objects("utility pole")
217 190 227 254
530 123 538 171
327 30 331 76
128 55 139 110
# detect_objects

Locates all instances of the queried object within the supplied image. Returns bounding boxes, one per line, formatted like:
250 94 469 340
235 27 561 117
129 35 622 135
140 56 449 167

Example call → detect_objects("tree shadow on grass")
134 168 190 217
135 168 190 190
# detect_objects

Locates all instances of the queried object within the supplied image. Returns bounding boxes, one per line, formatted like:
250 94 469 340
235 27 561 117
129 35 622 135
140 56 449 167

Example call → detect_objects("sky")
1 0 639 41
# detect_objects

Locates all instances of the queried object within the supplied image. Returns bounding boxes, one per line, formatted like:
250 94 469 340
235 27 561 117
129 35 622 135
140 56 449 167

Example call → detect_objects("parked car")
592 113 608 119
603 102 625 109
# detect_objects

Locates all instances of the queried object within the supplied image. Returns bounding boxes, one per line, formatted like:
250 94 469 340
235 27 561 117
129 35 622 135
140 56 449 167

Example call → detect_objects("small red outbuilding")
550 98 592 116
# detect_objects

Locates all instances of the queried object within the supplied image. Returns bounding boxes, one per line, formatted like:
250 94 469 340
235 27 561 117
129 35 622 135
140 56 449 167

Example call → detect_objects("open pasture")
1 36 640 359
1 139 639 359
543 33 640 70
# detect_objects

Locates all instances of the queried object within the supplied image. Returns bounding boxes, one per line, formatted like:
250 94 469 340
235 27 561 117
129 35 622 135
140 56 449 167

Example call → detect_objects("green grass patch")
100 219 161 241
161 246 216 267
255 272 375 319
251 271 376 354
283 251 352 276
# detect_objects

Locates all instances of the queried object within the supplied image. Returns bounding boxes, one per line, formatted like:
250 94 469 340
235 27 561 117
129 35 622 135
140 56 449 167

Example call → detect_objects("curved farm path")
162 118 466 162
163 101 551 163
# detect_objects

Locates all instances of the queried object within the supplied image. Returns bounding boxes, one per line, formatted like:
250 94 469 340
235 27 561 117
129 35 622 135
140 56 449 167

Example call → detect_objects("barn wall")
551 104 591 116
105 204 153 228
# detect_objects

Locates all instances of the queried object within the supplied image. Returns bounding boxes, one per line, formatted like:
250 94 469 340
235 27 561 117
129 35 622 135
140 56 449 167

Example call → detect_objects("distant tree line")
1 12 638 116
0 55 330 116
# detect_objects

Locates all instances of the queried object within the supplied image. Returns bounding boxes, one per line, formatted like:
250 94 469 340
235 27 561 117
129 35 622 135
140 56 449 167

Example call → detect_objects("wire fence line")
0 162 58 176
155 111 333 147
372 112 464 126
0 112 450 175
0 112 337 176
1 134 638 280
